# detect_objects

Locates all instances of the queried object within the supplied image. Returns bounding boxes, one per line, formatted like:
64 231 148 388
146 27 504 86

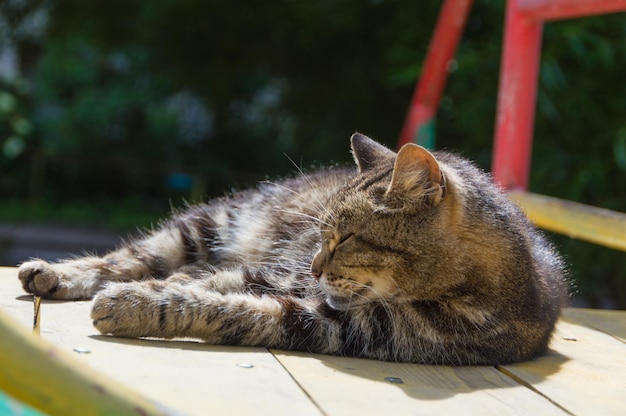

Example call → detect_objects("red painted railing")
397 0 473 149
493 0 626 190
492 0 543 190
400 0 626 190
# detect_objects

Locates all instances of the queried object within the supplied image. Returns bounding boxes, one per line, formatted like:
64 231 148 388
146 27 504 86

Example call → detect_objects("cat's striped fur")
18 133 567 365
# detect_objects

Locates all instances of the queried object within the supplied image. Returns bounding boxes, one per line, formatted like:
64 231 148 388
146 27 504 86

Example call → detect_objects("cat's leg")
165 263 217 284
18 227 188 300
90 277 344 354
165 265 303 296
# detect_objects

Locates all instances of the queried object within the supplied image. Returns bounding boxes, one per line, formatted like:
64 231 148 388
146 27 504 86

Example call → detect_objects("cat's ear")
385 143 447 207
350 133 395 172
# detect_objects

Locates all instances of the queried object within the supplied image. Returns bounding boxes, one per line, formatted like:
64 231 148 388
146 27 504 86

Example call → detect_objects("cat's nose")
311 253 323 280
311 264 322 280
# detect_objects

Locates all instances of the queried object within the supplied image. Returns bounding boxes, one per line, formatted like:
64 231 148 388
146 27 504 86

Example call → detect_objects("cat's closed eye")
327 232 354 252
336 233 354 247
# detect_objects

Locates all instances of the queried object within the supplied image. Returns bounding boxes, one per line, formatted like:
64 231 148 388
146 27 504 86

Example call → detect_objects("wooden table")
0 266 624 415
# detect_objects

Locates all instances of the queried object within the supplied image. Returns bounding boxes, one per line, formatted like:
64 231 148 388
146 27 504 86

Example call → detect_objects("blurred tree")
0 0 624 307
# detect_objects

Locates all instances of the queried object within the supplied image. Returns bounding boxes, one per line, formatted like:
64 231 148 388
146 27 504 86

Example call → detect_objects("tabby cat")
18 133 567 365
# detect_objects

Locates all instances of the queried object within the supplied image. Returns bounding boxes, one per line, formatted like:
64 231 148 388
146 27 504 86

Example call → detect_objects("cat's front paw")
18 260 60 297
91 282 165 338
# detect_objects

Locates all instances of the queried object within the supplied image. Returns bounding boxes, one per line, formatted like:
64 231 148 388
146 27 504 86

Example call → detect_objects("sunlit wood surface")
0 267 624 415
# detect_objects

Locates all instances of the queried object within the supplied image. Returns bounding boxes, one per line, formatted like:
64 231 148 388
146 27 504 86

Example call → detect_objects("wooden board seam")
495 366 574 416
269 349 328 416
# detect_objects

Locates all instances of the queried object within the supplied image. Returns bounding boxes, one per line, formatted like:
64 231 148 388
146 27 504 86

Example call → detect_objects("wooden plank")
272 351 567 415
0 267 321 416
562 307 626 343
0 302 171 416
508 190 626 252
500 316 626 415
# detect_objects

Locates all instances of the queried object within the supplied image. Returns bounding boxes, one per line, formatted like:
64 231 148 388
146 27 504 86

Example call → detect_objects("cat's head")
311 133 457 311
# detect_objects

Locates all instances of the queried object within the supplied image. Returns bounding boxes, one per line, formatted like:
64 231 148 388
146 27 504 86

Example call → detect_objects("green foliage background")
1 0 625 307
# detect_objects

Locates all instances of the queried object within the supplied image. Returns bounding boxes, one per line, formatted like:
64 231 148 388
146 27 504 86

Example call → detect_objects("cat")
18 133 567 365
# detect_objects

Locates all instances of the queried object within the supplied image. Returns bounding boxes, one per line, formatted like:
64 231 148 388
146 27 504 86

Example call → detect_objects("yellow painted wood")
271 351 567 415
0 301 173 416
500 314 626 415
0 267 321 416
508 190 626 251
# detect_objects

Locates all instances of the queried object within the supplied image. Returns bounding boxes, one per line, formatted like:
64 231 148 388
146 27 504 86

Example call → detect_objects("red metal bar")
492 0 543 190
397 0 473 149
518 0 626 22
492 0 626 190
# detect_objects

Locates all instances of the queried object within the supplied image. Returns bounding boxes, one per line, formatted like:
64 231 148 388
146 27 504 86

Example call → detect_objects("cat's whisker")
263 180 330 216
282 153 335 204
269 164 339 224
274 208 335 229
282 152 306 174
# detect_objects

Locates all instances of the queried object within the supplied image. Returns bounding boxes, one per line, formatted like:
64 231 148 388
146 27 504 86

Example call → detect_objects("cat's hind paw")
18 260 60 297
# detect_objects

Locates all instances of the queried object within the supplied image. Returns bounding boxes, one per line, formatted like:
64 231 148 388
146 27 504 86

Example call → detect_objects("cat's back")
191 165 355 267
